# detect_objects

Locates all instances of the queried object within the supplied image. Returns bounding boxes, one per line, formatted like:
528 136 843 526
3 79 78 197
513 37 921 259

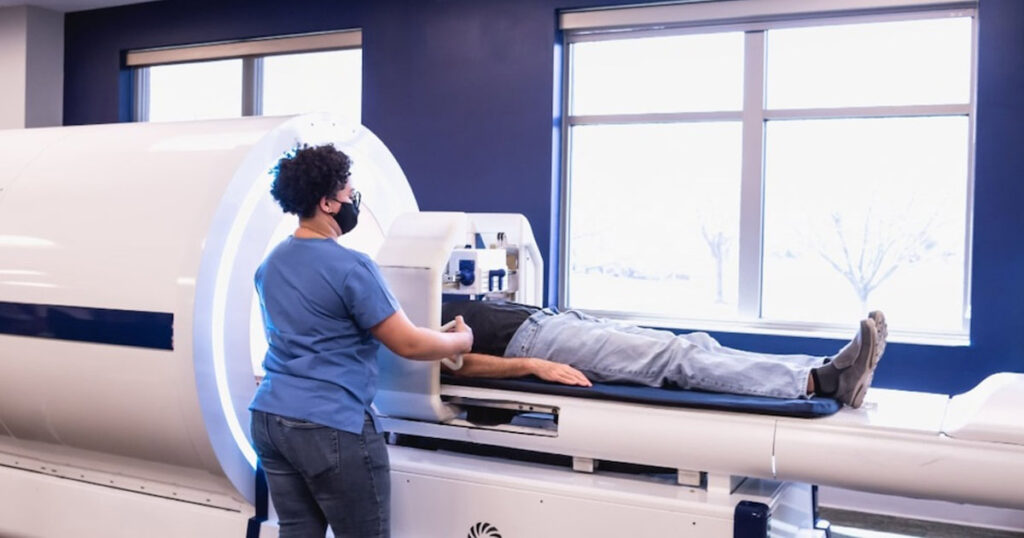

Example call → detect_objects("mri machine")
0 115 1022 538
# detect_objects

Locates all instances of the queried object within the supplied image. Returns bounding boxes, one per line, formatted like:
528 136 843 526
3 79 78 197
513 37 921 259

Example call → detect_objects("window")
561 2 976 343
130 31 361 122
262 49 361 118
147 59 243 122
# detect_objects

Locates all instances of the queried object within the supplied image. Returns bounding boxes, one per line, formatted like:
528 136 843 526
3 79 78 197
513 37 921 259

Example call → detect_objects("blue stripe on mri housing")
0 301 173 350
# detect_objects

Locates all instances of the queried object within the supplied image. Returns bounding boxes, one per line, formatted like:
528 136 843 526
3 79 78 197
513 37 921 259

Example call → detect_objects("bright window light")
262 49 362 121
567 122 742 319
148 59 243 122
563 11 976 341
571 32 744 115
766 18 973 109
762 117 969 332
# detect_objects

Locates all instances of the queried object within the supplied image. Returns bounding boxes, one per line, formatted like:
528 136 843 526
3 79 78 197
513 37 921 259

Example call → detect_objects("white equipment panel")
389 446 816 538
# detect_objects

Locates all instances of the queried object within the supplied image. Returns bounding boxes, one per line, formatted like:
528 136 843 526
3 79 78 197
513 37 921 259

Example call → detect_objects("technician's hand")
529 359 592 387
448 315 473 354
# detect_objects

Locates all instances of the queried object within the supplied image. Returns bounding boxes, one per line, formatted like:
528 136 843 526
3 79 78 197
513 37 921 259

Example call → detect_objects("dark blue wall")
64 0 1024 394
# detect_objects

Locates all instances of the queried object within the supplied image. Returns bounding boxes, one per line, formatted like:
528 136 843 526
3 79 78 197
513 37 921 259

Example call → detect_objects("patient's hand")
529 359 592 387
445 315 473 354
451 315 472 336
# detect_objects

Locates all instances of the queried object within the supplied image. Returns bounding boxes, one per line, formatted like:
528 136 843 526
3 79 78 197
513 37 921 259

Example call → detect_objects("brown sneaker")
816 318 882 408
868 311 887 368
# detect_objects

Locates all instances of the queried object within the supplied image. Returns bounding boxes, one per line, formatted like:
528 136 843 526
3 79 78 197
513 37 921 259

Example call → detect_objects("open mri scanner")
0 115 1022 538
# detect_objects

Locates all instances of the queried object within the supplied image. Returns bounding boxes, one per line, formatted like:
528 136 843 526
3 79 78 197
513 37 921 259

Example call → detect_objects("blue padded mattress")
442 375 841 418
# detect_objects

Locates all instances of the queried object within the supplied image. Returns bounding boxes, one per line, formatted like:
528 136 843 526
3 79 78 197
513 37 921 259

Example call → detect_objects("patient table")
374 211 1024 537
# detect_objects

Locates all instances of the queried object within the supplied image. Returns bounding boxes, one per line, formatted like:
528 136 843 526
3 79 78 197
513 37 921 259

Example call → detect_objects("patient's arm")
444 353 592 387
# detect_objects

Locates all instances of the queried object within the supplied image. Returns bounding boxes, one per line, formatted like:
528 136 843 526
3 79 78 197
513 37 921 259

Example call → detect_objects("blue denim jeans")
251 410 390 538
505 310 825 399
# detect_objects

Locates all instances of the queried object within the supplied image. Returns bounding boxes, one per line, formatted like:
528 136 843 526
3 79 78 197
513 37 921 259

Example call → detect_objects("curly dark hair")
270 144 352 218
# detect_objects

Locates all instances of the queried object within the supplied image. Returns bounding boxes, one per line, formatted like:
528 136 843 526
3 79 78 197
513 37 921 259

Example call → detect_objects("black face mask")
332 190 360 234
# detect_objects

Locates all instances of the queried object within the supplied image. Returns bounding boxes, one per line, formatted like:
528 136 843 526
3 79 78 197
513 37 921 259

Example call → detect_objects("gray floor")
821 507 1024 537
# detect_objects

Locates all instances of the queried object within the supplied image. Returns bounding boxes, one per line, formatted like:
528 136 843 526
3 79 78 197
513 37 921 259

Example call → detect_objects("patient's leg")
654 319 884 405
657 330 820 399
519 311 818 399
629 327 829 369
519 310 883 403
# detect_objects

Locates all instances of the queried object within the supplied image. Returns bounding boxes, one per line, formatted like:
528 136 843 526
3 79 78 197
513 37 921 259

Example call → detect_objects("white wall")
0 5 63 129
0 7 29 129
24 6 63 127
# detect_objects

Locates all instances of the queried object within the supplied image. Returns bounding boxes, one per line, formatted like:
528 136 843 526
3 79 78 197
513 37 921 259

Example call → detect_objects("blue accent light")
458 259 476 286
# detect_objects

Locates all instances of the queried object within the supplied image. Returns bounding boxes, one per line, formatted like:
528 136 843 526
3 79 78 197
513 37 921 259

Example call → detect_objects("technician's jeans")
505 310 826 399
251 410 390 538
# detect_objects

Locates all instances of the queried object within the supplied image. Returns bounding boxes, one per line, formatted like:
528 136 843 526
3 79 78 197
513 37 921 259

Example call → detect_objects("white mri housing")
0 115 417 535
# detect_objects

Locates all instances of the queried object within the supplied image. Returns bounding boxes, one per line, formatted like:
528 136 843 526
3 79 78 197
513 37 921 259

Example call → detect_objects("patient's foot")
813 318 883 408
869 310 887 364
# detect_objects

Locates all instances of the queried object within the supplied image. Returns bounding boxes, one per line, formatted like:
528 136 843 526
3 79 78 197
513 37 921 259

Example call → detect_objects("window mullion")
737 30 766 320
961 16 979 333
570 111 743 125
765 103 971 120
254 57 264 116
242 57 263 116
559 40 574 311
133 67 150 122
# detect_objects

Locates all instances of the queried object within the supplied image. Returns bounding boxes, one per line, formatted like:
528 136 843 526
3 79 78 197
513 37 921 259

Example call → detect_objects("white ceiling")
0 0 155 13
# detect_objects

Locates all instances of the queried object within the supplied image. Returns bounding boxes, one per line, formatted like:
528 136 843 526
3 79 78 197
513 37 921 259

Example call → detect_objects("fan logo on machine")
467 522 502 538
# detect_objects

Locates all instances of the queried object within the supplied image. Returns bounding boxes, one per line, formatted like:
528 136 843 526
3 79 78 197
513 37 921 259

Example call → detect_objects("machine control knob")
458 259 476 286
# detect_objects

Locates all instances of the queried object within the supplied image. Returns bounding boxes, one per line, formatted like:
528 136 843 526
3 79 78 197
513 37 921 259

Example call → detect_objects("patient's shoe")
868 310 887 365
813 318 882 408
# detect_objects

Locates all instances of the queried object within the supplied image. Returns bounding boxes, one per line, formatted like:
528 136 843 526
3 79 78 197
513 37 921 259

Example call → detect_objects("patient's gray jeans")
504 310 823 399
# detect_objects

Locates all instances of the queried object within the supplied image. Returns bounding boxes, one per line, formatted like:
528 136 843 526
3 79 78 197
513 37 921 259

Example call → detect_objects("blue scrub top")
249 236 399 434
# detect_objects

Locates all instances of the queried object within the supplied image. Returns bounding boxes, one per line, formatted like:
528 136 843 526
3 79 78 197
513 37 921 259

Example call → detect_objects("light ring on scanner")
192 114 417 502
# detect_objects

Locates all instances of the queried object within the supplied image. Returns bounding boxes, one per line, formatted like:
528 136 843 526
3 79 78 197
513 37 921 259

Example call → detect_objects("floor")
821 507 1024 537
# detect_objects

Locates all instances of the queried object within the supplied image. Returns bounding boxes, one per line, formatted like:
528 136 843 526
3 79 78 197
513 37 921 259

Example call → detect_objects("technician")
249 144 472 538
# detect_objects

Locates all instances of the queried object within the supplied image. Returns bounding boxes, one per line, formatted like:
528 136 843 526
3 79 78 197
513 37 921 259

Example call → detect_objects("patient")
440 301 887 408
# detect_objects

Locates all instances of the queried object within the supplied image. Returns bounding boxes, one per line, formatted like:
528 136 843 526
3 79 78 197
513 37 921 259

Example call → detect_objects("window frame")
128 30 362 121
558 4 978 345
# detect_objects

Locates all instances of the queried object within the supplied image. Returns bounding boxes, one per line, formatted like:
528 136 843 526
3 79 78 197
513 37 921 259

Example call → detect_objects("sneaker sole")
851 382 868 409
855 312 887 406
844 318 878 409
868 310 887 369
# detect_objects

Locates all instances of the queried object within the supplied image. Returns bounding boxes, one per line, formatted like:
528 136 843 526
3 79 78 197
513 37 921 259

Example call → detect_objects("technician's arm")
446 354 592 387
372 310 473 361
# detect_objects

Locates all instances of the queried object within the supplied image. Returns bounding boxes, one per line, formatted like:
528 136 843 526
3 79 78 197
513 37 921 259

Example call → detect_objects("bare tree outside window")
701 223 732 304
698 203 735 305
802 203 947 311
761 115 968 330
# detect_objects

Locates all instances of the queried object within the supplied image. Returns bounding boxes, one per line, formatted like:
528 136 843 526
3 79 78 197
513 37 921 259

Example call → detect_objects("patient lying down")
441 301 887 409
